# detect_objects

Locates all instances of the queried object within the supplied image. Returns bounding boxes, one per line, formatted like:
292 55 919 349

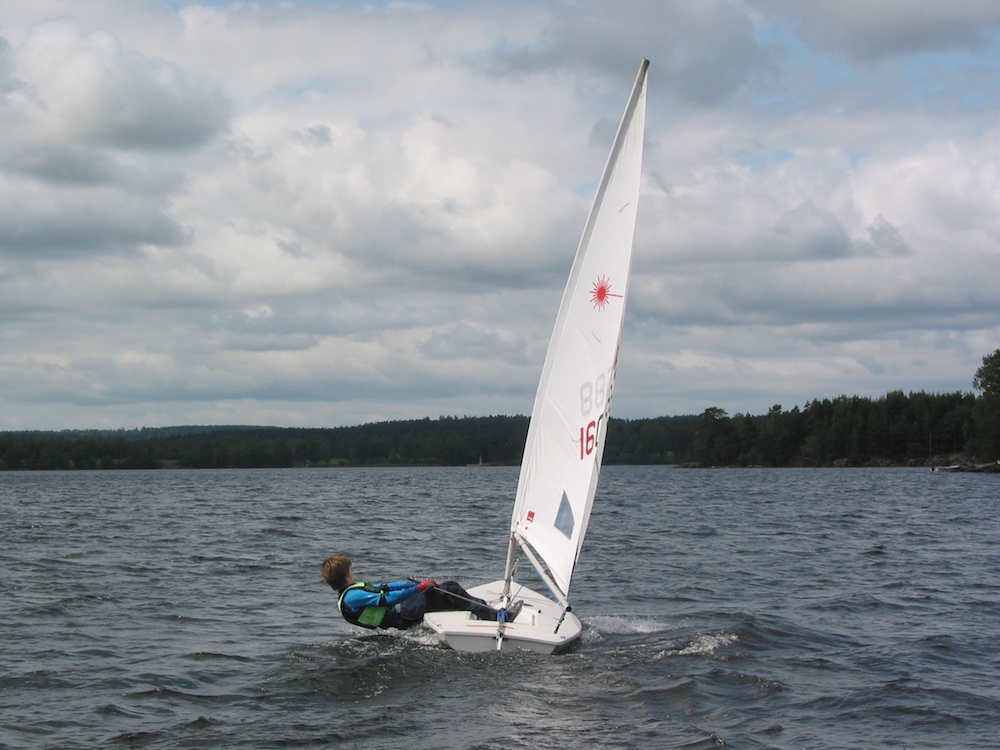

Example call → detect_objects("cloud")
488 0 777 105
861 215 911 257
0 184 187 257
0 36 20 94
0 17 226 260
0 0 997 430
767 0 1000 60
15 17 228 149
771 201 851 259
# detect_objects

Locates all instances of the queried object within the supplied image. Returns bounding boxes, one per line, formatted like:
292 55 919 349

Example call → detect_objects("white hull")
423 580 582 654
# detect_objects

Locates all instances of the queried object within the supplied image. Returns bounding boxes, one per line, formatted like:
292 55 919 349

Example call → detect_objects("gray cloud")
488 0 777 105
0 185 186 256
861 215 911 257
0 20 225 259
765 0 1000 60
0 37 20 95
14 18 228 150
771 201 852 259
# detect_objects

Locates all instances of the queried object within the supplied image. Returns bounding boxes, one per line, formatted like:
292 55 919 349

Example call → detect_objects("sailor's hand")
418 579 437 591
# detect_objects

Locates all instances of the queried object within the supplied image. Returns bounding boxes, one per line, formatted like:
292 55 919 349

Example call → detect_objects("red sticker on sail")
526 511 535 523
590 275 622 311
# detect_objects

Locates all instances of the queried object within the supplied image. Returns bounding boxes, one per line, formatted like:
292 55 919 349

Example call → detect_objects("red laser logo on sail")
590 275 622 311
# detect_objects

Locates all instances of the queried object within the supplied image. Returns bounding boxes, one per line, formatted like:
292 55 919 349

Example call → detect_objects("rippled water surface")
2 466 998 749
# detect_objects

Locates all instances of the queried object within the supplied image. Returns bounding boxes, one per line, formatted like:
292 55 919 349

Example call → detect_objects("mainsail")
506 60 648 602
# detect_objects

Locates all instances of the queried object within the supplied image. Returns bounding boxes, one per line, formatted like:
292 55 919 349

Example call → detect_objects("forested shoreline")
2 386 998 470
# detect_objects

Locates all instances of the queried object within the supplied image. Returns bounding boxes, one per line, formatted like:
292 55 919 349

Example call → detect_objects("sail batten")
507 60 648 600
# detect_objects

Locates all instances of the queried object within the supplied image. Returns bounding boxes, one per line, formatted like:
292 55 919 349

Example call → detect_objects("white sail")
509 60 648 600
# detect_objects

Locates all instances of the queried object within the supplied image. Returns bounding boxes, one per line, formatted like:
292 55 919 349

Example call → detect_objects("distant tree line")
0 413 695 470
1 349 998 470
682 348 1000 467
0 391 987 471
685 391 976 467
0 417 531 471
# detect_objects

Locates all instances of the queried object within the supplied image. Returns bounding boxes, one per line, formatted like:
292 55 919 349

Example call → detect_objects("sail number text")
579 374 608 416
579 419 602 459
578 372 612 460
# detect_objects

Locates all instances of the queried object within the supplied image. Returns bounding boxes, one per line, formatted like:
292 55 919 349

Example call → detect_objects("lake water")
2 466 997 749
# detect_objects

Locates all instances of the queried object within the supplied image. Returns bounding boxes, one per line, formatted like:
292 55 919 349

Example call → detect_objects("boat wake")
658 631 739 658
586 614 674 635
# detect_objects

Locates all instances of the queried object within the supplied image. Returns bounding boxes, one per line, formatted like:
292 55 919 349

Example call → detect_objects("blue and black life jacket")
337 582 393 629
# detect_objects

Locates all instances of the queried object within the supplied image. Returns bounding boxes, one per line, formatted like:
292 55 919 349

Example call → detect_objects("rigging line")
516 536 571 610
406 578 515 612
507 558 534 603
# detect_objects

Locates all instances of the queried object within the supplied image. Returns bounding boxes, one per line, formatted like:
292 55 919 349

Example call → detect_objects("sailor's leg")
429 581 501 621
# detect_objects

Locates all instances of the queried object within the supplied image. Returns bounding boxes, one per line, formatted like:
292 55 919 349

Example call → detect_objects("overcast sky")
1 0 999 430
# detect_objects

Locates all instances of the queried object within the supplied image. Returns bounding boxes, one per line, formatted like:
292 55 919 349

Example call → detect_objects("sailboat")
425 59 648 653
